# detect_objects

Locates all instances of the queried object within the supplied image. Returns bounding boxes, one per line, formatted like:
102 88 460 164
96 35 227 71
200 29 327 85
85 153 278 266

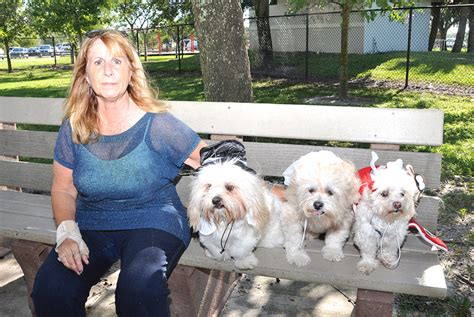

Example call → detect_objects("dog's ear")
246 191 270 233
187 202 201 231
187 182 203 231
341 160 361 204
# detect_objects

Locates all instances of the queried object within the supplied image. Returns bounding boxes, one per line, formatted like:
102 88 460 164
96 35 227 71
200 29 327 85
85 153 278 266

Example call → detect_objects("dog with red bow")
187 140 284 270
353 152 420 274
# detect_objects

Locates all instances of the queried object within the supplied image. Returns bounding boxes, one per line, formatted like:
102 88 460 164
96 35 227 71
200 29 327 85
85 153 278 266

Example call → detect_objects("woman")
32 29 206 316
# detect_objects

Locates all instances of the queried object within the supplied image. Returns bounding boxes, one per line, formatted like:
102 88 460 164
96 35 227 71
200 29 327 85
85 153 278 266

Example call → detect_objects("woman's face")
85 39 131 103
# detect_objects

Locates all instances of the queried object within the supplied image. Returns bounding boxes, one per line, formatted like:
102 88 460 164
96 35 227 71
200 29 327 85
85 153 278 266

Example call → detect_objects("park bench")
0 96 447 316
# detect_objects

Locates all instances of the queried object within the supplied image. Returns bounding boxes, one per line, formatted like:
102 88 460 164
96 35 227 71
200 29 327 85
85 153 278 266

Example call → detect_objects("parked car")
39 44 54 57
0 48 5 59
10 47 29 58
28 47 41 57
56 43 71 55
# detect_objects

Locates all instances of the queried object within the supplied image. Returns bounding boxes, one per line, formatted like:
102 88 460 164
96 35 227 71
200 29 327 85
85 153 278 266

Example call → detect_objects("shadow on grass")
0 69 69 84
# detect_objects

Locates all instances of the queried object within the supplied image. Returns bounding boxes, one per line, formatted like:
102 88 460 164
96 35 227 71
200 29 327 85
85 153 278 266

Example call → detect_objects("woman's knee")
32 256 90 316
115 267 170 315
32 271 87 316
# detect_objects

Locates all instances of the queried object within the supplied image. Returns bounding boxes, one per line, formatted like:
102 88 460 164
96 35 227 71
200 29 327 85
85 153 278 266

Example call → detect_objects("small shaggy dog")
281 151 360 267
353 155 419 274
187 142 283 270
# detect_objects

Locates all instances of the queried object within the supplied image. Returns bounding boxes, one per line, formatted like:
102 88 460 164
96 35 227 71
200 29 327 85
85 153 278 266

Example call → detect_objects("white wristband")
55 220 89 256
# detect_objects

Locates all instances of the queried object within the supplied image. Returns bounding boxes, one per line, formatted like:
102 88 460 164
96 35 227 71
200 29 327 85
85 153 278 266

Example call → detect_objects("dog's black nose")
212 196 223 206
393 201 402 210
313 201 324 210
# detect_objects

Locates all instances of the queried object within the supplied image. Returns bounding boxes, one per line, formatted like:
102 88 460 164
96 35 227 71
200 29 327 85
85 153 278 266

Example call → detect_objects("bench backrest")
0 96 444 231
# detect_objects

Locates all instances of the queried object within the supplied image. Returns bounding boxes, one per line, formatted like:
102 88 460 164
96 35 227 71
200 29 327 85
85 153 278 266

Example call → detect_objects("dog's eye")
327 189 333 196
308 188 315 193
400 192 405 197
225 184 235 192
381 190 389 197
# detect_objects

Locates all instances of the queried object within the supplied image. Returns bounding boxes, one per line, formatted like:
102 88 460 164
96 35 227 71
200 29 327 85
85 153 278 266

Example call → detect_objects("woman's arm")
51 161 89 274
184 140 208 169
51 161 77 225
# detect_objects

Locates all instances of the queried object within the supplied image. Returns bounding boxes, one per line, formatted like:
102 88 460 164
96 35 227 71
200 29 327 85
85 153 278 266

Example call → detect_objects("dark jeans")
32 228 186 317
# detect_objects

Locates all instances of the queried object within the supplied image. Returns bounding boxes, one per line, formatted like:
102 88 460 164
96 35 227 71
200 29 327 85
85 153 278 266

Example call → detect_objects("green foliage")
113 0 193 30
27 0 113 49
0 0 28 42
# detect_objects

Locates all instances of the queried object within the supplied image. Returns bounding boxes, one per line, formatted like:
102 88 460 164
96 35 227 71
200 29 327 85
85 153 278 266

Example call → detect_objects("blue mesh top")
54 112 201 246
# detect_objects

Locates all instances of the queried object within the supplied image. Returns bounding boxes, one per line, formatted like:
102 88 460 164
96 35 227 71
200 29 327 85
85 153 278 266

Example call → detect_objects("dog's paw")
286 249 311 267
234 254 258 270
322 246 344 262
357 259 378 274
204 249 223 261
379 253 400 269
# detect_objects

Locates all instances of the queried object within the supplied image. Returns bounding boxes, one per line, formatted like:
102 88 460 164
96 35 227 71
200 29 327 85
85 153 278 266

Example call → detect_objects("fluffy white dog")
281 151 360 267
187 160 284 270
353 156 419 274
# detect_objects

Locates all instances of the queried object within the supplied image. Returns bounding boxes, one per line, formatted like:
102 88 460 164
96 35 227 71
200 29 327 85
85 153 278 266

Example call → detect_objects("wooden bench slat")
244 142 442 188
0 138 441 189
180 239 447 298
0 161 53 190
0 97 444 145
0 130 56 159
167 101 445 146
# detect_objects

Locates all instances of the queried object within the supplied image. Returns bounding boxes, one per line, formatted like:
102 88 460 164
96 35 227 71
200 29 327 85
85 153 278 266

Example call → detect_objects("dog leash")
220 220 235 254
300 219 308 248
379 223 401 268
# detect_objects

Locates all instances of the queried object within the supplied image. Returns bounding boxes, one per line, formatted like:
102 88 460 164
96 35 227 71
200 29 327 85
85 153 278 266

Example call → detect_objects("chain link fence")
246 4 473 93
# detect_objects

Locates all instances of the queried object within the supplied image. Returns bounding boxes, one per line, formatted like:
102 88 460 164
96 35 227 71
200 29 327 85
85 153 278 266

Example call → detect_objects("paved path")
0 251 356 316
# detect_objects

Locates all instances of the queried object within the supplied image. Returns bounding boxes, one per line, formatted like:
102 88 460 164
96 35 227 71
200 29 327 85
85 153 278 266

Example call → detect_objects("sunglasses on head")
86 29 128 39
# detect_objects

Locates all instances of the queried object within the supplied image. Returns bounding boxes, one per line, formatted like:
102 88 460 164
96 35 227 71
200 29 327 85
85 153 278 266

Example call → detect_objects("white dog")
353 155 419 274
187 160 283 270
281 151 360 267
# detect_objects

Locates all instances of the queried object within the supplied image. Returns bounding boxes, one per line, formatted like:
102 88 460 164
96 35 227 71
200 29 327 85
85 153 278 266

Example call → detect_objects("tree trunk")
191 0 253 102
254 0 273 68
4 40 12 73
428 3 442 51
452 1 469 53
438 17 448 51
468 2 474 53
339 1 350 99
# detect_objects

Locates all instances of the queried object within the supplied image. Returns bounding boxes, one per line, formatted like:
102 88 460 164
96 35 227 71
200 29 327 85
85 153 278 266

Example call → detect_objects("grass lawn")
250 50 474 87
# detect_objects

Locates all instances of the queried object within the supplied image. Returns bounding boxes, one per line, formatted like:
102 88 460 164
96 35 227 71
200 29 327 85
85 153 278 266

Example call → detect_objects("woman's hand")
57 238 89 275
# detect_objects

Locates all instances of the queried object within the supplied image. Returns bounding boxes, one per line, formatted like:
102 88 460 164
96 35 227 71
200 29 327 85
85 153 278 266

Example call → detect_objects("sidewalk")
0 251 356 316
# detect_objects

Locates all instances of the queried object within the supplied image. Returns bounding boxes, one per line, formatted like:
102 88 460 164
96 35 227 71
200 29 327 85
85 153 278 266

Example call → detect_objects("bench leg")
354 289 394 317
11 240 52 317
168 264 240 317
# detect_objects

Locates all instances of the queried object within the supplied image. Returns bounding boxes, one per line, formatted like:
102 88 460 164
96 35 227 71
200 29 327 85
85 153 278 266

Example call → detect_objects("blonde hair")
64 29 167 144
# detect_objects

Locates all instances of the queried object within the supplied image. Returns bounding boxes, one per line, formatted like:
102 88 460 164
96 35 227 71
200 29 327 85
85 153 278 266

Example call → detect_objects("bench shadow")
222 274 356 316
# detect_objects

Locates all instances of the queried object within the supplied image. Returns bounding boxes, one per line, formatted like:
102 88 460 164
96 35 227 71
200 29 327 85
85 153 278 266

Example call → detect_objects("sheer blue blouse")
54 112 201 246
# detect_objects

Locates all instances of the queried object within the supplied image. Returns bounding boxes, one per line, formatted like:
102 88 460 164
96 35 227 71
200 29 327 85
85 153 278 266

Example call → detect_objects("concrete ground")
0 250 356 316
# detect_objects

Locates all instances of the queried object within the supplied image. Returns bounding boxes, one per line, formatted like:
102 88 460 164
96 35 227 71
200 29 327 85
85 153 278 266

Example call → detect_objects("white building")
248 1 431 54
